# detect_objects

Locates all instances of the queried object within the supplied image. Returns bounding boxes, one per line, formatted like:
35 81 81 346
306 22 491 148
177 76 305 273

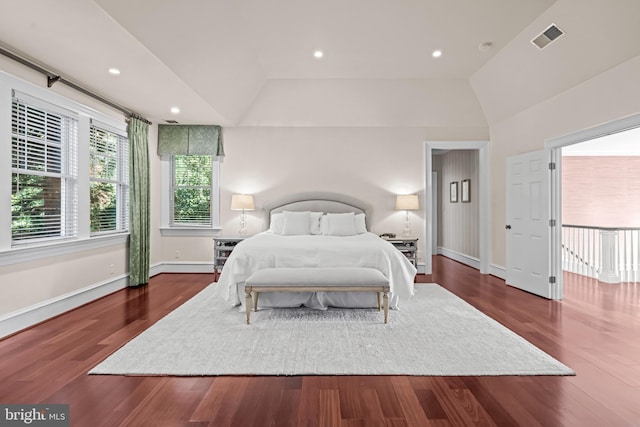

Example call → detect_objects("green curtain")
128 118 150 286
157 124 224 158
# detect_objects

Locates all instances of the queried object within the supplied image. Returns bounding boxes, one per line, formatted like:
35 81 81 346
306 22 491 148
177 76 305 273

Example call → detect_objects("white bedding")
213 231 417 310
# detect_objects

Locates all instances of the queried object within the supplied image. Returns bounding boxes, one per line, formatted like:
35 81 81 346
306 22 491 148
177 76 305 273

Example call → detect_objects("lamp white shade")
231 194 255 211
395 194 419 210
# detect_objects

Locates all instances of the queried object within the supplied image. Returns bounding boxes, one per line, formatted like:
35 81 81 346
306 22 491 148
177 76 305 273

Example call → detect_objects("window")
89 122 129 234
11 92 78 244
170 155 213 226
1 73 130 264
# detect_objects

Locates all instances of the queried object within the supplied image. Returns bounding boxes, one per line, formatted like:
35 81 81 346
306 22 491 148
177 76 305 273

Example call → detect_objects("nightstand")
385 238 418 267
213 236 246 279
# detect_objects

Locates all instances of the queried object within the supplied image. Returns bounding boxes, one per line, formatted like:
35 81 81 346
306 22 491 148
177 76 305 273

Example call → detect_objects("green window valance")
157 124 224 159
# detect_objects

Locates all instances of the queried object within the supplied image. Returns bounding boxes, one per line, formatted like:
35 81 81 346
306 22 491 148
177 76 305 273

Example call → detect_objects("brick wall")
562 156 640 227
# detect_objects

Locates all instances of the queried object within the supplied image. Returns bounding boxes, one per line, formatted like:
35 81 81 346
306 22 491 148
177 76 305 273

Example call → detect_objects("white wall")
468 0 640 269
148 125 163 266
479 54 640 267
0 244 128 315
158 126 489 266
156 76 490 266
0 58 149 319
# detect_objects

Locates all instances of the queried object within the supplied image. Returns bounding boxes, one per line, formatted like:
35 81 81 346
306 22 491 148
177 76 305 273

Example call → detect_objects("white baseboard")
0 261 215 339
435 248 506 281
149 262 164 278
154 261 215 274
490 264 506 280
0 274 129 339
437 247 480 270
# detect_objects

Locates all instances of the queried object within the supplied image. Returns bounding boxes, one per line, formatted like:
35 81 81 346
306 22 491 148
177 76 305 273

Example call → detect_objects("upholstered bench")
244 267 390 324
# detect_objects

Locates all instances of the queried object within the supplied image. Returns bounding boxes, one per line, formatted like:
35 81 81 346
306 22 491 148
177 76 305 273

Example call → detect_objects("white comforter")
214 232 417 309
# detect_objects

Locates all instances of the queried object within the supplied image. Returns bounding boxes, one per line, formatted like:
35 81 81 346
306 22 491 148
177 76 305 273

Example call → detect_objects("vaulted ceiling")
1 0 639 127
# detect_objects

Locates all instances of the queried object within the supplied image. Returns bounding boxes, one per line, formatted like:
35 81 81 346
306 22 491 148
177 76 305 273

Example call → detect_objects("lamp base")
402 211 412 237
238 211 248 235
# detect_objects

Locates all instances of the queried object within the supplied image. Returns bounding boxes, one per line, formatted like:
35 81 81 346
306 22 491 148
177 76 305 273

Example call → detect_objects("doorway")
544 112 640 297
424 141 489 275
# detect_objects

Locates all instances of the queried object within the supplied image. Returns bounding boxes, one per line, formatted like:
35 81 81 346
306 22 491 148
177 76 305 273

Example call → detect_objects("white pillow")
282 211 311 235
320 215 329 235
325 212 357 236
310 212 323 235
355 213 367 234
269 213 284 234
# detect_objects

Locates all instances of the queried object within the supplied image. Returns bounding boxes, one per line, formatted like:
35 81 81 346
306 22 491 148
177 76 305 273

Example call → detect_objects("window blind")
11 93 78 243
89 123 129 233
170 155 212 225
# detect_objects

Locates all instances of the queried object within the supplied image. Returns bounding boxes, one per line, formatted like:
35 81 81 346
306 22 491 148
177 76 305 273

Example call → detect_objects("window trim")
170 154 213 226
11 92 79 245
88 122 129 235
0 71 129 266
0 233 129 267
160 157 221 236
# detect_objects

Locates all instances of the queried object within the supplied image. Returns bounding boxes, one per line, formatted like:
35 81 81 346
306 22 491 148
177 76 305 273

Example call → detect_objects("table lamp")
395 194 419 237
231 194 255 235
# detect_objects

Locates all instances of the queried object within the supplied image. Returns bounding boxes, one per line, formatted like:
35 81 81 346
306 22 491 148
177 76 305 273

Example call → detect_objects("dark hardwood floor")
1 256 639 426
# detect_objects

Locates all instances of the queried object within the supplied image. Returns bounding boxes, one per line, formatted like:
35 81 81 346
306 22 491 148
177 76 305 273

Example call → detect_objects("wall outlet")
175 250 181 259
109 264 115 275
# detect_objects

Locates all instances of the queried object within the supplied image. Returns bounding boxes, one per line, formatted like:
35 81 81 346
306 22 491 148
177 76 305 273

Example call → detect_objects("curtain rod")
0 45 152 125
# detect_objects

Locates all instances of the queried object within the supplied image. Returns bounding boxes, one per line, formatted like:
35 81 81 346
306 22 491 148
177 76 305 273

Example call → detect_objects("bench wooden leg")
383 289 389 324
377 292 381 311
245 286 252 325
254 291 259 312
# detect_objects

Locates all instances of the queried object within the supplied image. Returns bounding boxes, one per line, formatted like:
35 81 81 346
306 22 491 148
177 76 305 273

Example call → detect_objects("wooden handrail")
562 224 640 231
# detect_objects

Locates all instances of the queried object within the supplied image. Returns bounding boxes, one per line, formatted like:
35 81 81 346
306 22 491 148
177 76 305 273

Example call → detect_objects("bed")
213 193 417 311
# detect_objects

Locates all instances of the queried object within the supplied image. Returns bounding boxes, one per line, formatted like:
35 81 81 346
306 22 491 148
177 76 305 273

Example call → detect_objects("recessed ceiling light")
170 107 180 114
108 68 121 75
432 50 442 58
313 50 324 59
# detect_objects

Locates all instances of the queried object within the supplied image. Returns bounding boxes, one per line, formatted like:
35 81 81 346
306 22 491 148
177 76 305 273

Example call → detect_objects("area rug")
89 283 574 376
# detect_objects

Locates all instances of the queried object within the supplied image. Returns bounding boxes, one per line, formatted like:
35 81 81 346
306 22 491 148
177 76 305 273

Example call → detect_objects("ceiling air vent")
165 119 179 124
531 24 564 50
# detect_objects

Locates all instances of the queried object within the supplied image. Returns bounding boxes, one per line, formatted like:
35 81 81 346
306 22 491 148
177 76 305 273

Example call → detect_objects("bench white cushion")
245 267 389 288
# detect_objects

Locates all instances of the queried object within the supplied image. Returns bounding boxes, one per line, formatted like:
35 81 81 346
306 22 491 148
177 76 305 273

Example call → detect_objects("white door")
506 150 555 299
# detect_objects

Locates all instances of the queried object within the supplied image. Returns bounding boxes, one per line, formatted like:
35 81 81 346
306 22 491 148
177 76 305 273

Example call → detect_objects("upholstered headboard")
263 192 372 230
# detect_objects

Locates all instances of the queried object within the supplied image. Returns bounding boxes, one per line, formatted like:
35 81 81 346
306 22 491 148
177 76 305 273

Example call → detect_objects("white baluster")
599 229 621 284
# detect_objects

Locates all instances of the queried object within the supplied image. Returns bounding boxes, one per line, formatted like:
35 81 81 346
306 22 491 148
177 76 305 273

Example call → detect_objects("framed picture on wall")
461 179 470 203
450 181 458 203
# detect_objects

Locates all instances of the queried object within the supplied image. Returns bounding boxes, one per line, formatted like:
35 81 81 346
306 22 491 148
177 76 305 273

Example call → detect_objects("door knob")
505 225 511 230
